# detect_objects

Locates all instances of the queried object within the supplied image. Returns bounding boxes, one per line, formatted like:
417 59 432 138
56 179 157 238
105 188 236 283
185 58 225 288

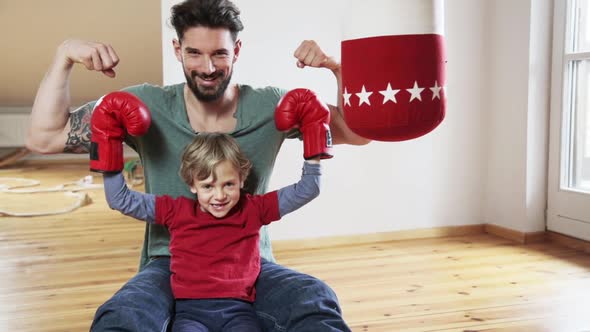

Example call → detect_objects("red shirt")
155 191 280 302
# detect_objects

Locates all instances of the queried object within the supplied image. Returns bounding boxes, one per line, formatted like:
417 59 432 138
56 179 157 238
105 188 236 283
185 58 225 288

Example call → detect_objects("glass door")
548 0 590 240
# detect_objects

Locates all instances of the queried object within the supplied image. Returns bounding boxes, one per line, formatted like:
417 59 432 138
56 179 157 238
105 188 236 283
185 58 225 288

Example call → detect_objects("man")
27 0 369 331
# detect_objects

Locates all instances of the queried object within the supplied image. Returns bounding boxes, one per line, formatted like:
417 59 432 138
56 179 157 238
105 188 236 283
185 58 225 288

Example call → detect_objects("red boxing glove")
275 89 333 160
89 91 151 173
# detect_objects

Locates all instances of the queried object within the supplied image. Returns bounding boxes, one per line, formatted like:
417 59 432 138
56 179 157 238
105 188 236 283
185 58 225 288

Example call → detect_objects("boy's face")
190 160 243 218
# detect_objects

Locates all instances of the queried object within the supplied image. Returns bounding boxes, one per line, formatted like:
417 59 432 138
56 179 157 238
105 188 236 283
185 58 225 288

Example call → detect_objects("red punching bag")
341 0 447 141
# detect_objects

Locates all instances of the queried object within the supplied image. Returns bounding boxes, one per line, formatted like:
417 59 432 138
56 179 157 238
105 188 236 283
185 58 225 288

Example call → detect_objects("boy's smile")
190 160 243 218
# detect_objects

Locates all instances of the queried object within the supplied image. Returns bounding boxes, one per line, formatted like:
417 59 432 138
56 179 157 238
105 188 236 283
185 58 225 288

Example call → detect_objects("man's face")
174 27 241 102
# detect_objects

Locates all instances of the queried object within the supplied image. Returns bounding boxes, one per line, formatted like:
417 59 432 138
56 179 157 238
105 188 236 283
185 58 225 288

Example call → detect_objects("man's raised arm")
293 40 370 146
26 39 119 154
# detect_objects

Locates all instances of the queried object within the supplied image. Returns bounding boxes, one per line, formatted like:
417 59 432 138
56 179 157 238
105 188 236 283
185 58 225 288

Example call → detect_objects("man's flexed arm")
27 40 119 153
293 40 370 146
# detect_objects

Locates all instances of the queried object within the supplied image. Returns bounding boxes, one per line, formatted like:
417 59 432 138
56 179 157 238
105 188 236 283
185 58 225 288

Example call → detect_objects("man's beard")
184 68 232 102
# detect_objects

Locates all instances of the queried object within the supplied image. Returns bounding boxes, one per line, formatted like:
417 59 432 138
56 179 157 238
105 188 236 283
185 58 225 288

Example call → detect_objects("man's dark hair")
170 0 244 41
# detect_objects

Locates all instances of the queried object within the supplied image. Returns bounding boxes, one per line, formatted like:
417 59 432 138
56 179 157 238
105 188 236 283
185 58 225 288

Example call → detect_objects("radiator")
0 107 31 148
0 107 138 158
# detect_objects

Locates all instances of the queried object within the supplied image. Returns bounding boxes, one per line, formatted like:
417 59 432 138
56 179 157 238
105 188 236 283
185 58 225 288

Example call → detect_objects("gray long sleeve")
103 172 156 223
277 161 322 217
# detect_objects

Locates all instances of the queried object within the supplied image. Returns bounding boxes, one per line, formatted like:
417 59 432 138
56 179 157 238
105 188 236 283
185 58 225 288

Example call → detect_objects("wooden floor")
1 162 590 332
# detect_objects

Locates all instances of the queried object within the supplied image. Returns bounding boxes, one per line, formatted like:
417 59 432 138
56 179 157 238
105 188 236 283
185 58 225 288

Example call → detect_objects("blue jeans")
173 299 261 332
90 257 350 332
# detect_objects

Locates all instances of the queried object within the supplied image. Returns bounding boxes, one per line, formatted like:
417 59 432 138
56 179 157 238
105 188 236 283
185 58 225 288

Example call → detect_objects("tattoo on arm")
64 104 92 153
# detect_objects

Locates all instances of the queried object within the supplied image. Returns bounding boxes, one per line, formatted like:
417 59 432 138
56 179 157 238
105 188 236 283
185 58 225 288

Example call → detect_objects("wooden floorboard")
1 162 589 332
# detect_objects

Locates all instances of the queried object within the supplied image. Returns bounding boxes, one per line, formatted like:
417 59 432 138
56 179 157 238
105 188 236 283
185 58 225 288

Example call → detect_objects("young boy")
102 132 323 332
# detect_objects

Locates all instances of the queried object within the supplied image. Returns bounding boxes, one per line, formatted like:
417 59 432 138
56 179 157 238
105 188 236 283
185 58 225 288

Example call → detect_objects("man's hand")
293 40 340 72
59 39 120 77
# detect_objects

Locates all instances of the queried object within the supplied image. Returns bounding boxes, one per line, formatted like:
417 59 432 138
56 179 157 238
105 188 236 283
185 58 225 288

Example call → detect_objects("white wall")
483 0 552 233
526 0 552 232
484 1 530 232
161 0 552 240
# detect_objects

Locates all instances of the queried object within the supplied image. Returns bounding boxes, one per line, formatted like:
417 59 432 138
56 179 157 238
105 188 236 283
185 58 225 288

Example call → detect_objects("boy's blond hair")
179 132 252 186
